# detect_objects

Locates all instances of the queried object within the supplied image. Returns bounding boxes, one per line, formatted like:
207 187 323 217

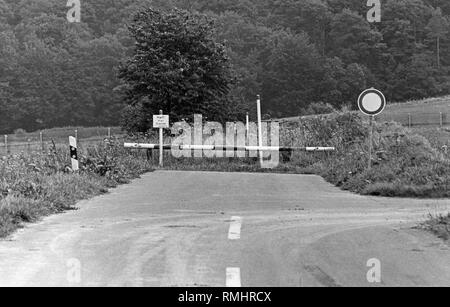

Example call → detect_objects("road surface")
0 171 449 287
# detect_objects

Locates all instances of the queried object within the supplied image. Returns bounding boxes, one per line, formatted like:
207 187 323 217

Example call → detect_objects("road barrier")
124 143 336 152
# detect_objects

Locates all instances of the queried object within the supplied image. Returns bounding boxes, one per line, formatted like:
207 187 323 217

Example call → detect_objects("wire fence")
1 127 124 156
376 112 449 127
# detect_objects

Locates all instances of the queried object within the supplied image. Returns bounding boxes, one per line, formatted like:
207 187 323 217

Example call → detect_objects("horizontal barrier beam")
124 143 335 152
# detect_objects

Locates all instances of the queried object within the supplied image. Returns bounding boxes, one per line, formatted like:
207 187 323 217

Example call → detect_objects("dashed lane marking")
226 268 241 287
228 216 242 240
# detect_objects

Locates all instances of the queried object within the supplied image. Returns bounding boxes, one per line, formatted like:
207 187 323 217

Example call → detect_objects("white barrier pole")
124 143 335 152
159 110 164 167
257 95 263 165
69 136 79 171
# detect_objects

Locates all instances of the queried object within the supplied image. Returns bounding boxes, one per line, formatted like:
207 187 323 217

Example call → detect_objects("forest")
1 0 450 133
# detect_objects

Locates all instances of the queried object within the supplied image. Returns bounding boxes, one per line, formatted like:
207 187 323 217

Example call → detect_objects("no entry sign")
358 88 386 116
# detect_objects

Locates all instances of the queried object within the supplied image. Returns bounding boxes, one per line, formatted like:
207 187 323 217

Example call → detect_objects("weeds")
0 139 152 237
420 214 450 241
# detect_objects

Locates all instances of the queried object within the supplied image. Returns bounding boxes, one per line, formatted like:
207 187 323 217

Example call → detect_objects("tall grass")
281 112 450 198
0 139 152 237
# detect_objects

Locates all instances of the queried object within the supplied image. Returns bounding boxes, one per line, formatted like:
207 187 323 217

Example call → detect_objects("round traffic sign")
358 88 386 116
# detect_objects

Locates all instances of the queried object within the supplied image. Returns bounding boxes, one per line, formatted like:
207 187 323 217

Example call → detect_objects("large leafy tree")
118 8 236 132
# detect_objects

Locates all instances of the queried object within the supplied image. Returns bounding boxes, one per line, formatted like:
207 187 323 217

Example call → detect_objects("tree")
258 29 326 117
118 8 236 132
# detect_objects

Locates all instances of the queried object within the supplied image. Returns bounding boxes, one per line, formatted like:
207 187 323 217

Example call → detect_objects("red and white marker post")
69 136 79 171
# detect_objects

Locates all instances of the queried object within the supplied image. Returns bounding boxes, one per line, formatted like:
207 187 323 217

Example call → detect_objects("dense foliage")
1 0 450 133
118 8 236 131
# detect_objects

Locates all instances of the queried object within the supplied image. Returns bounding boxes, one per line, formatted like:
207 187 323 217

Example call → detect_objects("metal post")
257 95 263 165
368 116 374 170
4 135 7 155
75 129 78 140
108 127 111 138
159 110 164 168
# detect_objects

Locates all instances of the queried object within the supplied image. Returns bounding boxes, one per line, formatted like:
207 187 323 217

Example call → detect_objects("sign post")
358 88 386 170
153 111 169 167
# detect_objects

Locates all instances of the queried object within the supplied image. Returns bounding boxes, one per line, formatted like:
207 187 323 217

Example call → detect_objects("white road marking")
228 216 242 240
226 268 241 287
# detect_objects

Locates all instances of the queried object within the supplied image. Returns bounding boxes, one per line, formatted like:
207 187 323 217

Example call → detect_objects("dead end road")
0 171 449 287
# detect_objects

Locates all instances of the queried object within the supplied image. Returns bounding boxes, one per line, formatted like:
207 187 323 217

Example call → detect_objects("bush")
282 112 450 198
420 214 450 241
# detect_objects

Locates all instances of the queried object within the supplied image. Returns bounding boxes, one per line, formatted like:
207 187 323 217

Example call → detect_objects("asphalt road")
0 171 449 287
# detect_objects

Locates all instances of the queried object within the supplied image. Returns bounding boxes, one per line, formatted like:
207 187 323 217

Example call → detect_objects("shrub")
283 112 450 198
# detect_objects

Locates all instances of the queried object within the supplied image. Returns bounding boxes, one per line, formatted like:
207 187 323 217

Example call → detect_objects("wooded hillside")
1 0 450 133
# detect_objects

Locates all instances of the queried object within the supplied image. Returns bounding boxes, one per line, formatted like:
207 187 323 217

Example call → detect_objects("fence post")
75 129 78 140
440 112 443 128
27 138 31 153
108 127 111 138
408 113 412 128
246 112 249 146
4 135 8 155
40 132 44 152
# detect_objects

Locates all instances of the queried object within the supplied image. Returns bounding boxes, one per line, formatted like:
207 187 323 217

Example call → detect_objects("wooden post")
246 112 249 146
408 114 412 128
108 127 111 138
4 135 7 155
440 112 443 128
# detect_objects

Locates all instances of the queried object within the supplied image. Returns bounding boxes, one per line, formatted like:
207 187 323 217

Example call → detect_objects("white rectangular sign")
153 115 169 128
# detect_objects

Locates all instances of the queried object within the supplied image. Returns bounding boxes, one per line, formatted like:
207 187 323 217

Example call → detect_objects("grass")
0 139 152 237
420 214 450 241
